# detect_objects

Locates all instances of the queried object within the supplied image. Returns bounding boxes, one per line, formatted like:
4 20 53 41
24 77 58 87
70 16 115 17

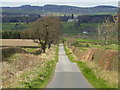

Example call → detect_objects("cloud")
1 0 119 2
1 0 119 7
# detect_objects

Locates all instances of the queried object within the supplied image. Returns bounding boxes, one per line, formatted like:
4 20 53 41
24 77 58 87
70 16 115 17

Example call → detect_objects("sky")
1 0 120 7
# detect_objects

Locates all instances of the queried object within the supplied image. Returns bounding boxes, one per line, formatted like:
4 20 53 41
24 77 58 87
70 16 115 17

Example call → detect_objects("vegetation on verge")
64 45 75 62
64 45 117 88
7 46 59 88
20 46 58 88
77 62 111 88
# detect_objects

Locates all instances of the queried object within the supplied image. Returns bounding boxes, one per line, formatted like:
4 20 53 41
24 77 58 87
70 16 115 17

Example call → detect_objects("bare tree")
97 18 117 47
31 16 61 53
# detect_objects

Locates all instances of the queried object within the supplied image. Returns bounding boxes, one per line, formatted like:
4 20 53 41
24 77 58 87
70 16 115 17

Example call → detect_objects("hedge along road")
47 43 93 88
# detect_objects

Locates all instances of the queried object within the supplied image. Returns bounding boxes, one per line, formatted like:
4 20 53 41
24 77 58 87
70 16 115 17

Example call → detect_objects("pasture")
2 23 30 31
62 22 100 34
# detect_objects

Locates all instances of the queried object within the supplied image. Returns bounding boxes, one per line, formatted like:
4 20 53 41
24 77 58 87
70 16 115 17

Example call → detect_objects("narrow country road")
47 43 93 88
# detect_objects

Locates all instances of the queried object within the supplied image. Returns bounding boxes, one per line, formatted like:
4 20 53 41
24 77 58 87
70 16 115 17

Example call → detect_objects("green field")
75 38 118 50
90 12 116 15
65 38 118 51
62 22 99 34
2 23 30 31
2 21 100 34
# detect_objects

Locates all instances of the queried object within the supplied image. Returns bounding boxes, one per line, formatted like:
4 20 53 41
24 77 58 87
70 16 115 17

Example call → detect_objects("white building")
68 19 78 22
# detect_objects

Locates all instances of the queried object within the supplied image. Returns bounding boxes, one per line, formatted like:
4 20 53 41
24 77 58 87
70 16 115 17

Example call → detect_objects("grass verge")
64 45 75 62
77 62 111 88
64 44 114 88
10 46 59 88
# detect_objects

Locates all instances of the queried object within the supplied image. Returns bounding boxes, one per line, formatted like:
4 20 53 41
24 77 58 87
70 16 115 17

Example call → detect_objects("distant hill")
2 4 118 15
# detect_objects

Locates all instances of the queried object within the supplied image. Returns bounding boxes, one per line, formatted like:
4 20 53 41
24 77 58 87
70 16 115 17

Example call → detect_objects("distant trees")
2 15 41 23
22 16 61 53
2 31 21 39
59 15 71 22
78 15 113 24
97 17 118 47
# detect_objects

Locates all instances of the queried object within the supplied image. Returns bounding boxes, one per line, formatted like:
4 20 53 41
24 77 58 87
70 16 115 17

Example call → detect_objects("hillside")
2 4 117 15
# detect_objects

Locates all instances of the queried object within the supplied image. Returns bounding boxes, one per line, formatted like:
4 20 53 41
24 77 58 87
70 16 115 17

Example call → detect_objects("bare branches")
97 17 118 48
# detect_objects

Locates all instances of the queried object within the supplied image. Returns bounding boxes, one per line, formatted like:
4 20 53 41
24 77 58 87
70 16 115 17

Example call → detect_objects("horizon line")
1 4 118 8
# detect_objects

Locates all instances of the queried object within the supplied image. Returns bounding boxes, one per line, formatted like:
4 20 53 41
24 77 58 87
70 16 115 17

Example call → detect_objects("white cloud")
1 0 119 2
1 0 119 7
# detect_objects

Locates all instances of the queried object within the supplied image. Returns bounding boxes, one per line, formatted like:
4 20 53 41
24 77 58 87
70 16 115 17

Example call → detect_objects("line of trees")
2 31 21 39
21 16 62 53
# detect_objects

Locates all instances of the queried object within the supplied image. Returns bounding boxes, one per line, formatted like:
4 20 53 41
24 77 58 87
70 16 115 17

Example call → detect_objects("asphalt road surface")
47 43 93 88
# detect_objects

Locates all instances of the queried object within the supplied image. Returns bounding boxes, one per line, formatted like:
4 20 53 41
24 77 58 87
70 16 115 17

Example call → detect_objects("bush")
2 47 27 61
86 43 89 47
72 41 79 47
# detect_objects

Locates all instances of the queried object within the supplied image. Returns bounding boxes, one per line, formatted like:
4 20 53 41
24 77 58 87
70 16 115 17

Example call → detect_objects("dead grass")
1 39 37 47
82 60 118 88
2 45 56 88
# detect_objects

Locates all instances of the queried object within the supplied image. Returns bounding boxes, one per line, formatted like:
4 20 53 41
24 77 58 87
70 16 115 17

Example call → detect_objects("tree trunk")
42 48 46 53
41 43 46 53
48 42 51 49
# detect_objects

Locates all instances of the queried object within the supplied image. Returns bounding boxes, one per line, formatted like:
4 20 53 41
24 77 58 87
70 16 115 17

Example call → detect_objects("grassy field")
64 45 118 88
2 22 99 36
79 23 100 29
62 22 99 34
65 38 118 51
2 23 30 31
62 22 79 34
91 12 115 15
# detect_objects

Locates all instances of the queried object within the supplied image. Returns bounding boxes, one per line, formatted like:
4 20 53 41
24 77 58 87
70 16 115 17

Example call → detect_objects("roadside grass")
20 60 57 88
64 45 116 88
77 62 111 88
64 45 75 62
10 45 59 88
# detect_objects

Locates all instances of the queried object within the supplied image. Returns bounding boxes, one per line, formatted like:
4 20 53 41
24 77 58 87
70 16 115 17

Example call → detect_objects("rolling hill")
2 4 118 15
